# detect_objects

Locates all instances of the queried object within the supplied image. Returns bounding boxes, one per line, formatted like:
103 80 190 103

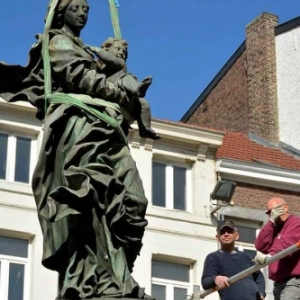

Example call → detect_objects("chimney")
246 12 279 143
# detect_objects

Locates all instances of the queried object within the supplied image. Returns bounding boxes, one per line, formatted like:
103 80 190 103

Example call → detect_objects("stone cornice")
217 158 300 191
0 97 37 116
129 119 224 150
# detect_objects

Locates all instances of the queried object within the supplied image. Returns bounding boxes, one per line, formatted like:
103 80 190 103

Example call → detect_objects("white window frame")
152 159 193 212
151 259 193 300
0 239 31 300
0 131 37 185
152 279 192 300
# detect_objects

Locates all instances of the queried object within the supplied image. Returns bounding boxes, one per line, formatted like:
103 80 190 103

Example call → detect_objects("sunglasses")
219 228 235 235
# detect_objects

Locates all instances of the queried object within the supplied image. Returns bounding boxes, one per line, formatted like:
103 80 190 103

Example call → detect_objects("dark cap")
217 221 236 232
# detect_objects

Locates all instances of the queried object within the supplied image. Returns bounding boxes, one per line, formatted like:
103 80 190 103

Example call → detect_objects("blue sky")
0 0 299 121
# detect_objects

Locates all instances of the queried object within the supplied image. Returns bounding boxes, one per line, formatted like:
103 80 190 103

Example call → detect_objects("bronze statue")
86 37 159 140
0 0 153 299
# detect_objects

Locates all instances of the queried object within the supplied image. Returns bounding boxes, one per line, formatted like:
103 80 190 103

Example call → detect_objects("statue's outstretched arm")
85 45 125 72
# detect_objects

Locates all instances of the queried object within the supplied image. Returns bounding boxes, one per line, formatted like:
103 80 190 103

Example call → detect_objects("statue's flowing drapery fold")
0 3 149 296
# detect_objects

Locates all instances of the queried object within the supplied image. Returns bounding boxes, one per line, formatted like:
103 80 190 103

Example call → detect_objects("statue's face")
64 0 89 30
108 41 127 61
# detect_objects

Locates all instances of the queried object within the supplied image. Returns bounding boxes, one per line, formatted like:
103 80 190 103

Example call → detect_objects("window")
152 161 191 211
152 260 191 300
0 132 35 184
236 225 257 244
0 236 29 300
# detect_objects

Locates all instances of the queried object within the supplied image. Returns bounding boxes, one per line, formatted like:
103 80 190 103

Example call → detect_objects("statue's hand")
141 76 153 85
86 45 101 54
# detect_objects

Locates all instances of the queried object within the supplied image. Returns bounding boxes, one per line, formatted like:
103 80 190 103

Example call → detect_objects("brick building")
216 131 300 213
180 11 300 216
180 13 300 298
215 130 300 298
181 13 300 150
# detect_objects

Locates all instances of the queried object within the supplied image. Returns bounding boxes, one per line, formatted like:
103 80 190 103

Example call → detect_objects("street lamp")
210 180 236 214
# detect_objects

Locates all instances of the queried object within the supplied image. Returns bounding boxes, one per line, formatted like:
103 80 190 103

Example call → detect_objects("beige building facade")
0 98 225 300
1 97 300 300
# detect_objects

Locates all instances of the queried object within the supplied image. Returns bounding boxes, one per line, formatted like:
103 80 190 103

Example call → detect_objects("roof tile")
216 132 300 171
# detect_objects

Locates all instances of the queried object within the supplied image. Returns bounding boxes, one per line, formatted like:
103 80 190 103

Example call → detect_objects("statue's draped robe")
0 35 45 119
0 29 148 299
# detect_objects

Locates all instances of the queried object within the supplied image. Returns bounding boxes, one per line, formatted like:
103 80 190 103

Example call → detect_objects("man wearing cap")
201 221 266 300
254 197 300 300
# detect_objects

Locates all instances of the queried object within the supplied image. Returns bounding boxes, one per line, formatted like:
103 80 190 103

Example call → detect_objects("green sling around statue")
0 0 157 299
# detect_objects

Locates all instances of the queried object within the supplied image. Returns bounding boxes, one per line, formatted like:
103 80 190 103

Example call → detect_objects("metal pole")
197 241 300 299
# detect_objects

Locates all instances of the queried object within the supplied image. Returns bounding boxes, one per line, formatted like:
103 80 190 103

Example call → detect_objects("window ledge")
147 206 210 225
0 180 33 196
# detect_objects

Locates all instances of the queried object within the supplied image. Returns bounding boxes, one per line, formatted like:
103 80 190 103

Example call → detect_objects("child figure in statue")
0 0 156 298
86 37 159 140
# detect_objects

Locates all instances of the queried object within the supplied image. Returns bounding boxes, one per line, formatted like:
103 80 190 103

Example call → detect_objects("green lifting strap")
46 93 128 144
108 0 122 39
43 0 59 106
42 0 127 144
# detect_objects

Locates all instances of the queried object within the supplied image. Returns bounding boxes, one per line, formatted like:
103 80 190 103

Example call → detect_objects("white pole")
197 241 300 299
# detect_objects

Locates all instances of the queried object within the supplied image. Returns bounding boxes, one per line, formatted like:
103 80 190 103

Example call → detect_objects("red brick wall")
246 13 279 143
186 52 249 133
232 182 300 214
186 13 280 144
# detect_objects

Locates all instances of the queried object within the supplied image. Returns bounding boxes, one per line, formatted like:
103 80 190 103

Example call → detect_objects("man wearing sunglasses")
201 221 266 300
255 197 300 300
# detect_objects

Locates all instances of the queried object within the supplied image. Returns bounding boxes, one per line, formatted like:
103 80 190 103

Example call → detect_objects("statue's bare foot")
137 76 152 97
139 127 160 140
